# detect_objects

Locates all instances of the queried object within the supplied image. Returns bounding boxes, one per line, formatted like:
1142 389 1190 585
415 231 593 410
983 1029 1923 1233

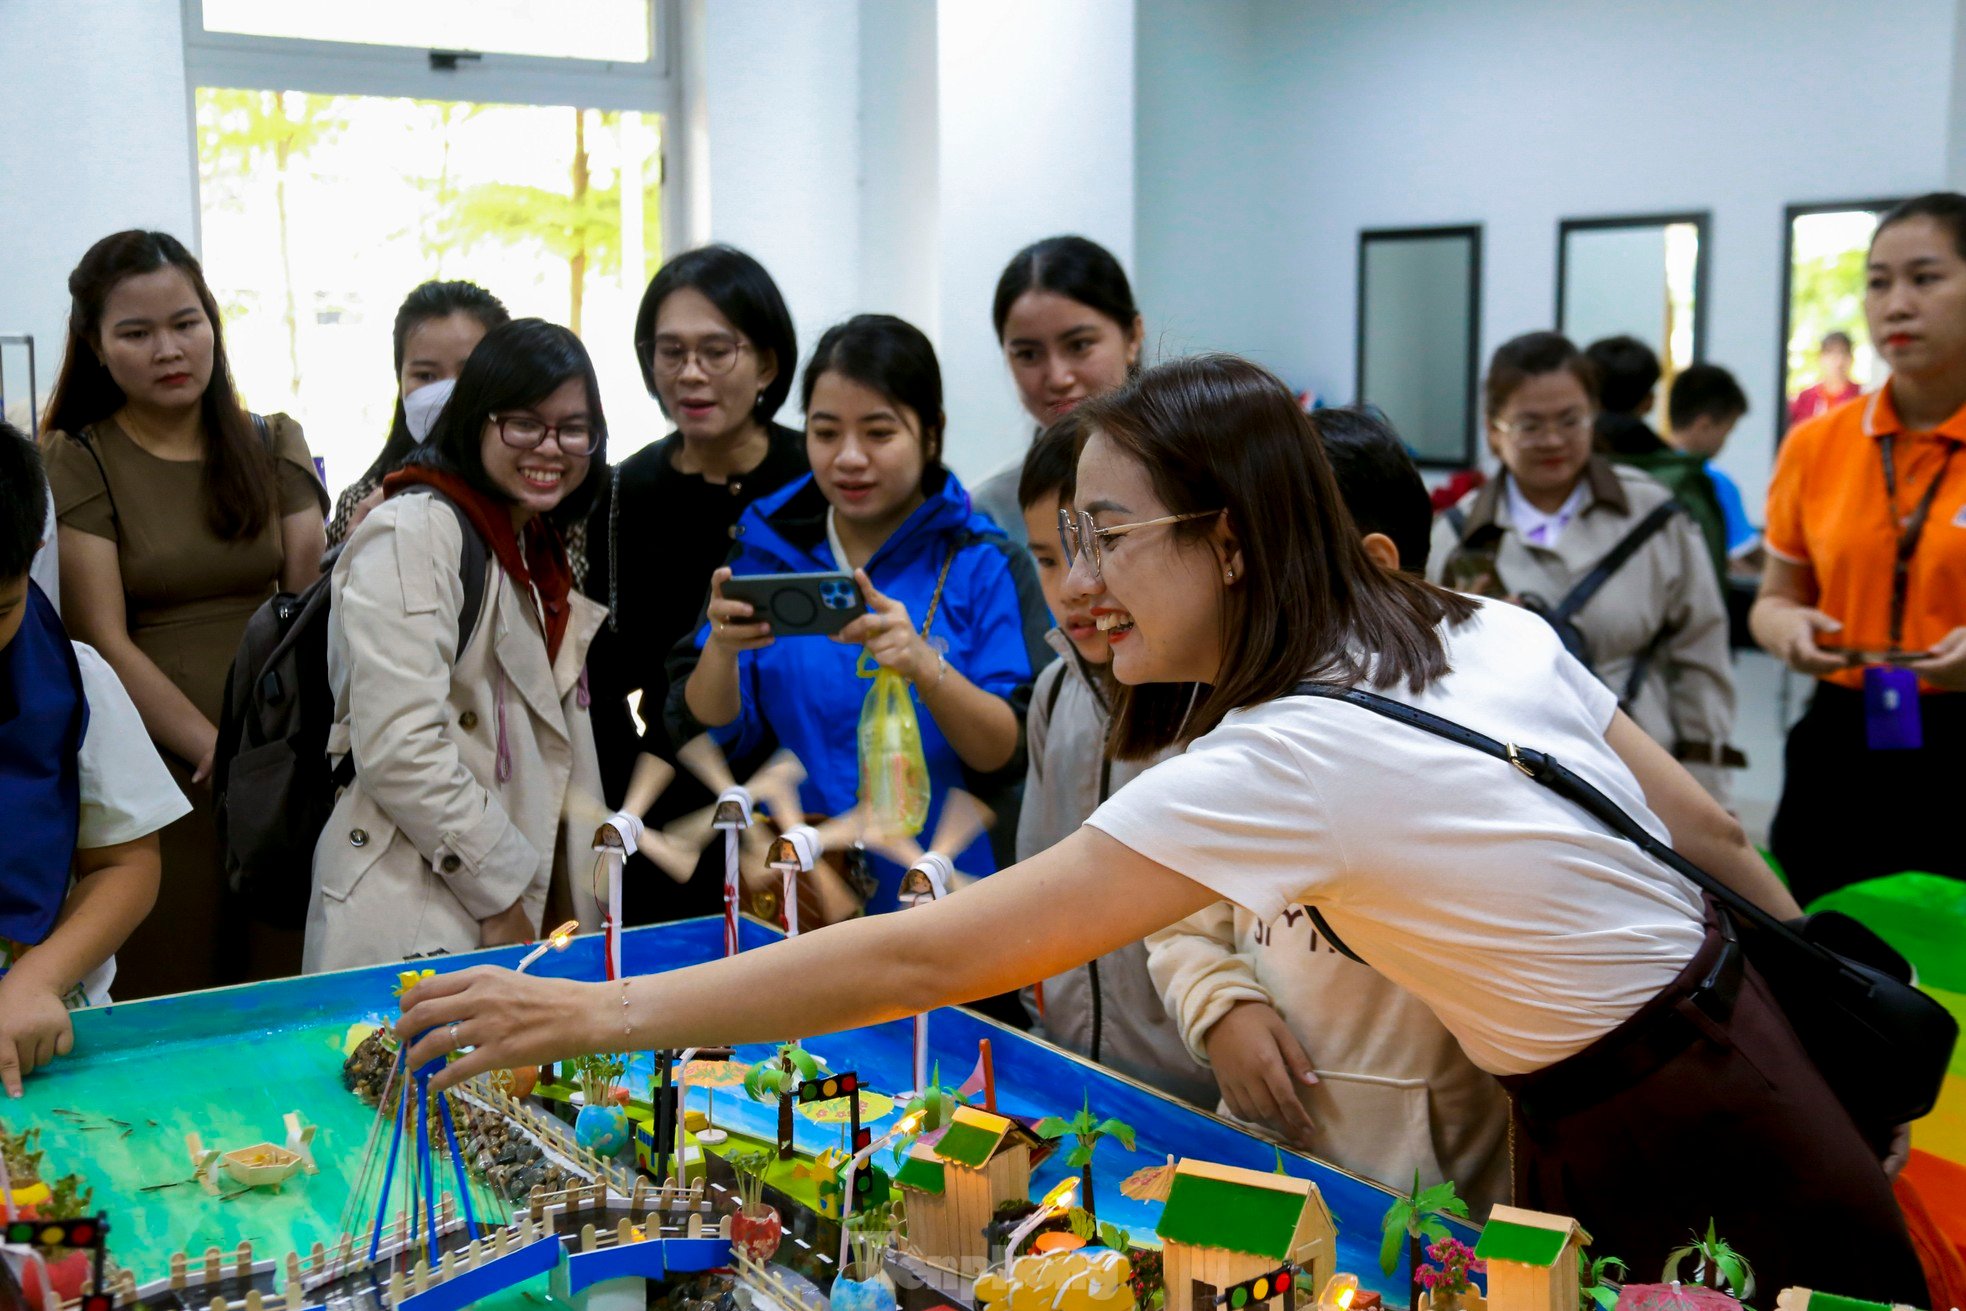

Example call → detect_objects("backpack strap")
1547 499 1682 624
392 486 491 655
251 412 271 448
1443 504 1467 539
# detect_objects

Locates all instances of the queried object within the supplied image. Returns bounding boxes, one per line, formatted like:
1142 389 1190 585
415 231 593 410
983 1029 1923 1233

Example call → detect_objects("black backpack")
213 488 489 928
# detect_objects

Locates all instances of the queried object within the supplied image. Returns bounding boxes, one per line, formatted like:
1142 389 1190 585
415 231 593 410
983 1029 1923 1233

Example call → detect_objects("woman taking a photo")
971 236 1144 546
1432 332 1741 803
44 230 328 995
412 355 1922 1302
669 314 1049 913
1756 192 1966 904
305 319 610 972
583 246 809 923
326 279 510 547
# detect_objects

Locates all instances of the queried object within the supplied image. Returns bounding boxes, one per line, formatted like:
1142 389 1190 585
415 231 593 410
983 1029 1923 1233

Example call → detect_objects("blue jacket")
664 469 1052 911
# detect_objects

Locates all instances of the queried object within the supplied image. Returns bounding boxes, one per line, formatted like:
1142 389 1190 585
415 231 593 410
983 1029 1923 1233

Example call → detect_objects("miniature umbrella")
1119 1155 1178 1203
683 1057 751 1146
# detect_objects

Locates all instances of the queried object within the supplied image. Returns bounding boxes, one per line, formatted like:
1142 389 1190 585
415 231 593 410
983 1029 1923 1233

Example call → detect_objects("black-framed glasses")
491 414 600 455
1057 507 1219 580
648 336 753 377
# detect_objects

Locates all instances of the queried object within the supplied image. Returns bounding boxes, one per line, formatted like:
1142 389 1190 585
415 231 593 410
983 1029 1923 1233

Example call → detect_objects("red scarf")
383 467 574 662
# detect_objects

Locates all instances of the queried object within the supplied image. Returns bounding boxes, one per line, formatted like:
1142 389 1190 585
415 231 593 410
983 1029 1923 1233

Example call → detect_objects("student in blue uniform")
667 315 1049 913
0 424 187 1095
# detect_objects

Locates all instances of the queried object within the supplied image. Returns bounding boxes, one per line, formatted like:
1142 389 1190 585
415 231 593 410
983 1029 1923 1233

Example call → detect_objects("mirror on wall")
1779 198 1900 439
1557 213 1708 425
1356 225 1482 467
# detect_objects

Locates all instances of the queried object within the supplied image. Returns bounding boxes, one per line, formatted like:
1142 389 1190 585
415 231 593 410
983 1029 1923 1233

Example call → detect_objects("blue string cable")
436 1089 482 1241
367 1043 411 1265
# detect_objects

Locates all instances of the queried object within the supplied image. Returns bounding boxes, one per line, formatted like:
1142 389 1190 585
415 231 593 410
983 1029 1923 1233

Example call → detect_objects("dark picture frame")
1355 224 1483 468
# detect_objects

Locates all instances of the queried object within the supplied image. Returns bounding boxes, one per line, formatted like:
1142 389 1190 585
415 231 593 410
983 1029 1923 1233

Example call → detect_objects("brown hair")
1483 330 1599 423
1078 355 1476 760
43 230 276 541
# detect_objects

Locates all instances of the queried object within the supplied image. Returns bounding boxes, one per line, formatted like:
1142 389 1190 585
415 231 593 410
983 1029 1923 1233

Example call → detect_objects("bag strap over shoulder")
1548 499 1682 624
1289 680 1852 980
393 485 491 655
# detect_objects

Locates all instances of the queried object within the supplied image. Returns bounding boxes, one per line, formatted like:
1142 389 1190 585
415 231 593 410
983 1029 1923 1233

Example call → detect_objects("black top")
1595 412 1669 457
582 423 808 920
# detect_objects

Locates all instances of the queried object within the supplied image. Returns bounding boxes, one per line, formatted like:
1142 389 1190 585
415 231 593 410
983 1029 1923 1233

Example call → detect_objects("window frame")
179 0 682 248
1775 197 1903 444
1554 210 1712 365
1354 223 1484 469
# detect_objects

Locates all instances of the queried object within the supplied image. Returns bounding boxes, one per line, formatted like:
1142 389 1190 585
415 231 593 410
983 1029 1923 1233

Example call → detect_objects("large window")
183 0 677 500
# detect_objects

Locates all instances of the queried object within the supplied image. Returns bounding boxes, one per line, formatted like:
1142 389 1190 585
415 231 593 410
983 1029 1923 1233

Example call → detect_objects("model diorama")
2 753 1927 1311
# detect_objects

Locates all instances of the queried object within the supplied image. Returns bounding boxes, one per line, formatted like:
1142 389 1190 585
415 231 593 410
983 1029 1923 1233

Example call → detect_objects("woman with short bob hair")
305 318 611 972
406 355 1922 1302
583 247 810 924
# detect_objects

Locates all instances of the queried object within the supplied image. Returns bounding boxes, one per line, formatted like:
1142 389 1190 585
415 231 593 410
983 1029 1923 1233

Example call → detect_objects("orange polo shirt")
1766 384 1966 689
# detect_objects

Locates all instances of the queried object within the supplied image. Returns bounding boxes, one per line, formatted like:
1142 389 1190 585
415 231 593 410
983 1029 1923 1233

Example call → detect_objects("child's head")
1312 406 1433 576
1018 415 1107 663
1668 363 1748 458
1584 334 1661 418
0 421 49 651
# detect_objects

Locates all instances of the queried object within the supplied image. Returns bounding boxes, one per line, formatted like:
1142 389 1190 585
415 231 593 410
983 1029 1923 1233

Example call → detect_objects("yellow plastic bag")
857 659 931 837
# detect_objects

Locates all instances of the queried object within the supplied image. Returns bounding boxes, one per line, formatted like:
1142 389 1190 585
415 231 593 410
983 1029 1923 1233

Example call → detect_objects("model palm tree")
1663 1220 1754 1300
743 1043 820 1159
1034 1096 1135 1218
1378 1173 1468 1309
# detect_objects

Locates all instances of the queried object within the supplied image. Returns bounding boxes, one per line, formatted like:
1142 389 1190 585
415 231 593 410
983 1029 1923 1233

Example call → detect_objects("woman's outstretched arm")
402 826 1219 1086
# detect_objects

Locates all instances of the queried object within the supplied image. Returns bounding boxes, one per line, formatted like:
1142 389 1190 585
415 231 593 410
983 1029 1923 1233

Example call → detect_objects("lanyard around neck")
1879 433 1960 647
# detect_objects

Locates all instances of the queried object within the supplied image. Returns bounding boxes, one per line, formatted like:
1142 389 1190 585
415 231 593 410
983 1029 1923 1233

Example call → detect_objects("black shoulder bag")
1517 499 1682 673
1291 681 1957 1140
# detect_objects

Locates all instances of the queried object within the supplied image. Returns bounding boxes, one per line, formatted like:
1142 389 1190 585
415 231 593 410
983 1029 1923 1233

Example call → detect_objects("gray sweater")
1015 630 1219 1108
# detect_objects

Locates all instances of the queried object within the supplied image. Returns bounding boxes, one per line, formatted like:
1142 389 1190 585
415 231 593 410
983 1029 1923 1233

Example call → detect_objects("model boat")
187 1112 318 1193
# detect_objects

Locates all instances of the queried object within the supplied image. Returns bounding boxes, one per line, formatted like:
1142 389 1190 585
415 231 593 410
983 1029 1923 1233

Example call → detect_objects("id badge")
1863 664 1923 751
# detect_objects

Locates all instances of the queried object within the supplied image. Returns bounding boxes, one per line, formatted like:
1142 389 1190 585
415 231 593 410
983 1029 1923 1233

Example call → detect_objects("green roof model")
934 1117 1010 1169
1157 1170 1306 1262
1473 1218 1568 1267
895 1154 946 1196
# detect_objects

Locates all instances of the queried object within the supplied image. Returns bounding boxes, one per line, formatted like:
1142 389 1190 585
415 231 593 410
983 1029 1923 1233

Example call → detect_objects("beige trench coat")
304 493 609 973
1429 458 1738 803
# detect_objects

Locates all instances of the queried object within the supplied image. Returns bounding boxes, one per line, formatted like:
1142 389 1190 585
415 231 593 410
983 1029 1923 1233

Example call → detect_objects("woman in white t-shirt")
401 356 1923 1301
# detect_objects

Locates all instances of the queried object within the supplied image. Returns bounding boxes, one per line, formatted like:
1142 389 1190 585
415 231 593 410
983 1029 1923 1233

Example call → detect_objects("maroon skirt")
1499 900 1927 1303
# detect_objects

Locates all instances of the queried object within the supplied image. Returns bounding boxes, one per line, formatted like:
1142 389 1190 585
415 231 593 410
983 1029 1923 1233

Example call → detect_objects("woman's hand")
1202 1000 1320 1147
834 570 937 683
1764 603 1848 677
704 568 774 656
1904 626 1966 690
478 900 536 949
399 966 600 1089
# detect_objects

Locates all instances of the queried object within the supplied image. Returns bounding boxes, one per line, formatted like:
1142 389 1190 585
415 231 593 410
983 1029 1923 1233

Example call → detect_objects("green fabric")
1611 451 1730 590
1156 1172 1304 1261
934 1119 1007 1169
1472 1218 1567 1266
896 1155 945 1195
1809 872 1966 995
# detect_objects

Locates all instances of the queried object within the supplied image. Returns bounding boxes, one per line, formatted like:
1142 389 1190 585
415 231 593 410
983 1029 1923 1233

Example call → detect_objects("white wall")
0 0 198 429
935 0 1137 482
1136 0 1959 504
698 0 865 413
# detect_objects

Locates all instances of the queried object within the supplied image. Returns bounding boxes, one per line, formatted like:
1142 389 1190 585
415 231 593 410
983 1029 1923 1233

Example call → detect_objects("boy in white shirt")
1144 408 1511 1209
0 424 188 1096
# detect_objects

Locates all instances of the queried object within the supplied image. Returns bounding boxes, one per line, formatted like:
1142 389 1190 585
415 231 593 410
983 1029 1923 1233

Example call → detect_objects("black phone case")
722 572 867 637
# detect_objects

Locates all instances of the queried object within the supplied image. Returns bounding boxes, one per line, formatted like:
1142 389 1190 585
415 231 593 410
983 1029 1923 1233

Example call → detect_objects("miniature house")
1473 1206 1590 1311
895 1106 1046 1276
1155 1159 1338 1311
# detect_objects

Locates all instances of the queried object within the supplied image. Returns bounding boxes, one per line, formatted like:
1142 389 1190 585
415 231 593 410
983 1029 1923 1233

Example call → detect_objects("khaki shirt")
1430 459 1738 802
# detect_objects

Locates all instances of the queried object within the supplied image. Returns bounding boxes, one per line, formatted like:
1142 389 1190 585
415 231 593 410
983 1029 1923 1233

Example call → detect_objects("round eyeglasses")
1057 507 1220 580
648 336 753 378
490 414 600 455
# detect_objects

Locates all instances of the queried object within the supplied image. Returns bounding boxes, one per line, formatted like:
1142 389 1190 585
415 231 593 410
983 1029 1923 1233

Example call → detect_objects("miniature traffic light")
1218 1264 1295 1311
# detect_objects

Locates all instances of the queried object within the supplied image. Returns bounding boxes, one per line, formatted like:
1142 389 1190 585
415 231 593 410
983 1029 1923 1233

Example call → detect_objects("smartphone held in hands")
722 571 867 638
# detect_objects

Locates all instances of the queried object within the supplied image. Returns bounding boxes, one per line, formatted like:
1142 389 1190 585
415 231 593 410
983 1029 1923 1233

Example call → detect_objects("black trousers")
1501 901 1927 1304
1769 682 1966 908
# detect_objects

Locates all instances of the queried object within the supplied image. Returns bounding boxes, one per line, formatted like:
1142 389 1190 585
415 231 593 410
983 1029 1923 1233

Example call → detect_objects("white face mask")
404 377 457 442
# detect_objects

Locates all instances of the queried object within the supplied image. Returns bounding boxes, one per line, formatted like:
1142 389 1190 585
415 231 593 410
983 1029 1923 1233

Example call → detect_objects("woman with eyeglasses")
405 355 1921 1301
303 319 611 972
1431 332 1740 803
668 314 1050 916
580 247 811 924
